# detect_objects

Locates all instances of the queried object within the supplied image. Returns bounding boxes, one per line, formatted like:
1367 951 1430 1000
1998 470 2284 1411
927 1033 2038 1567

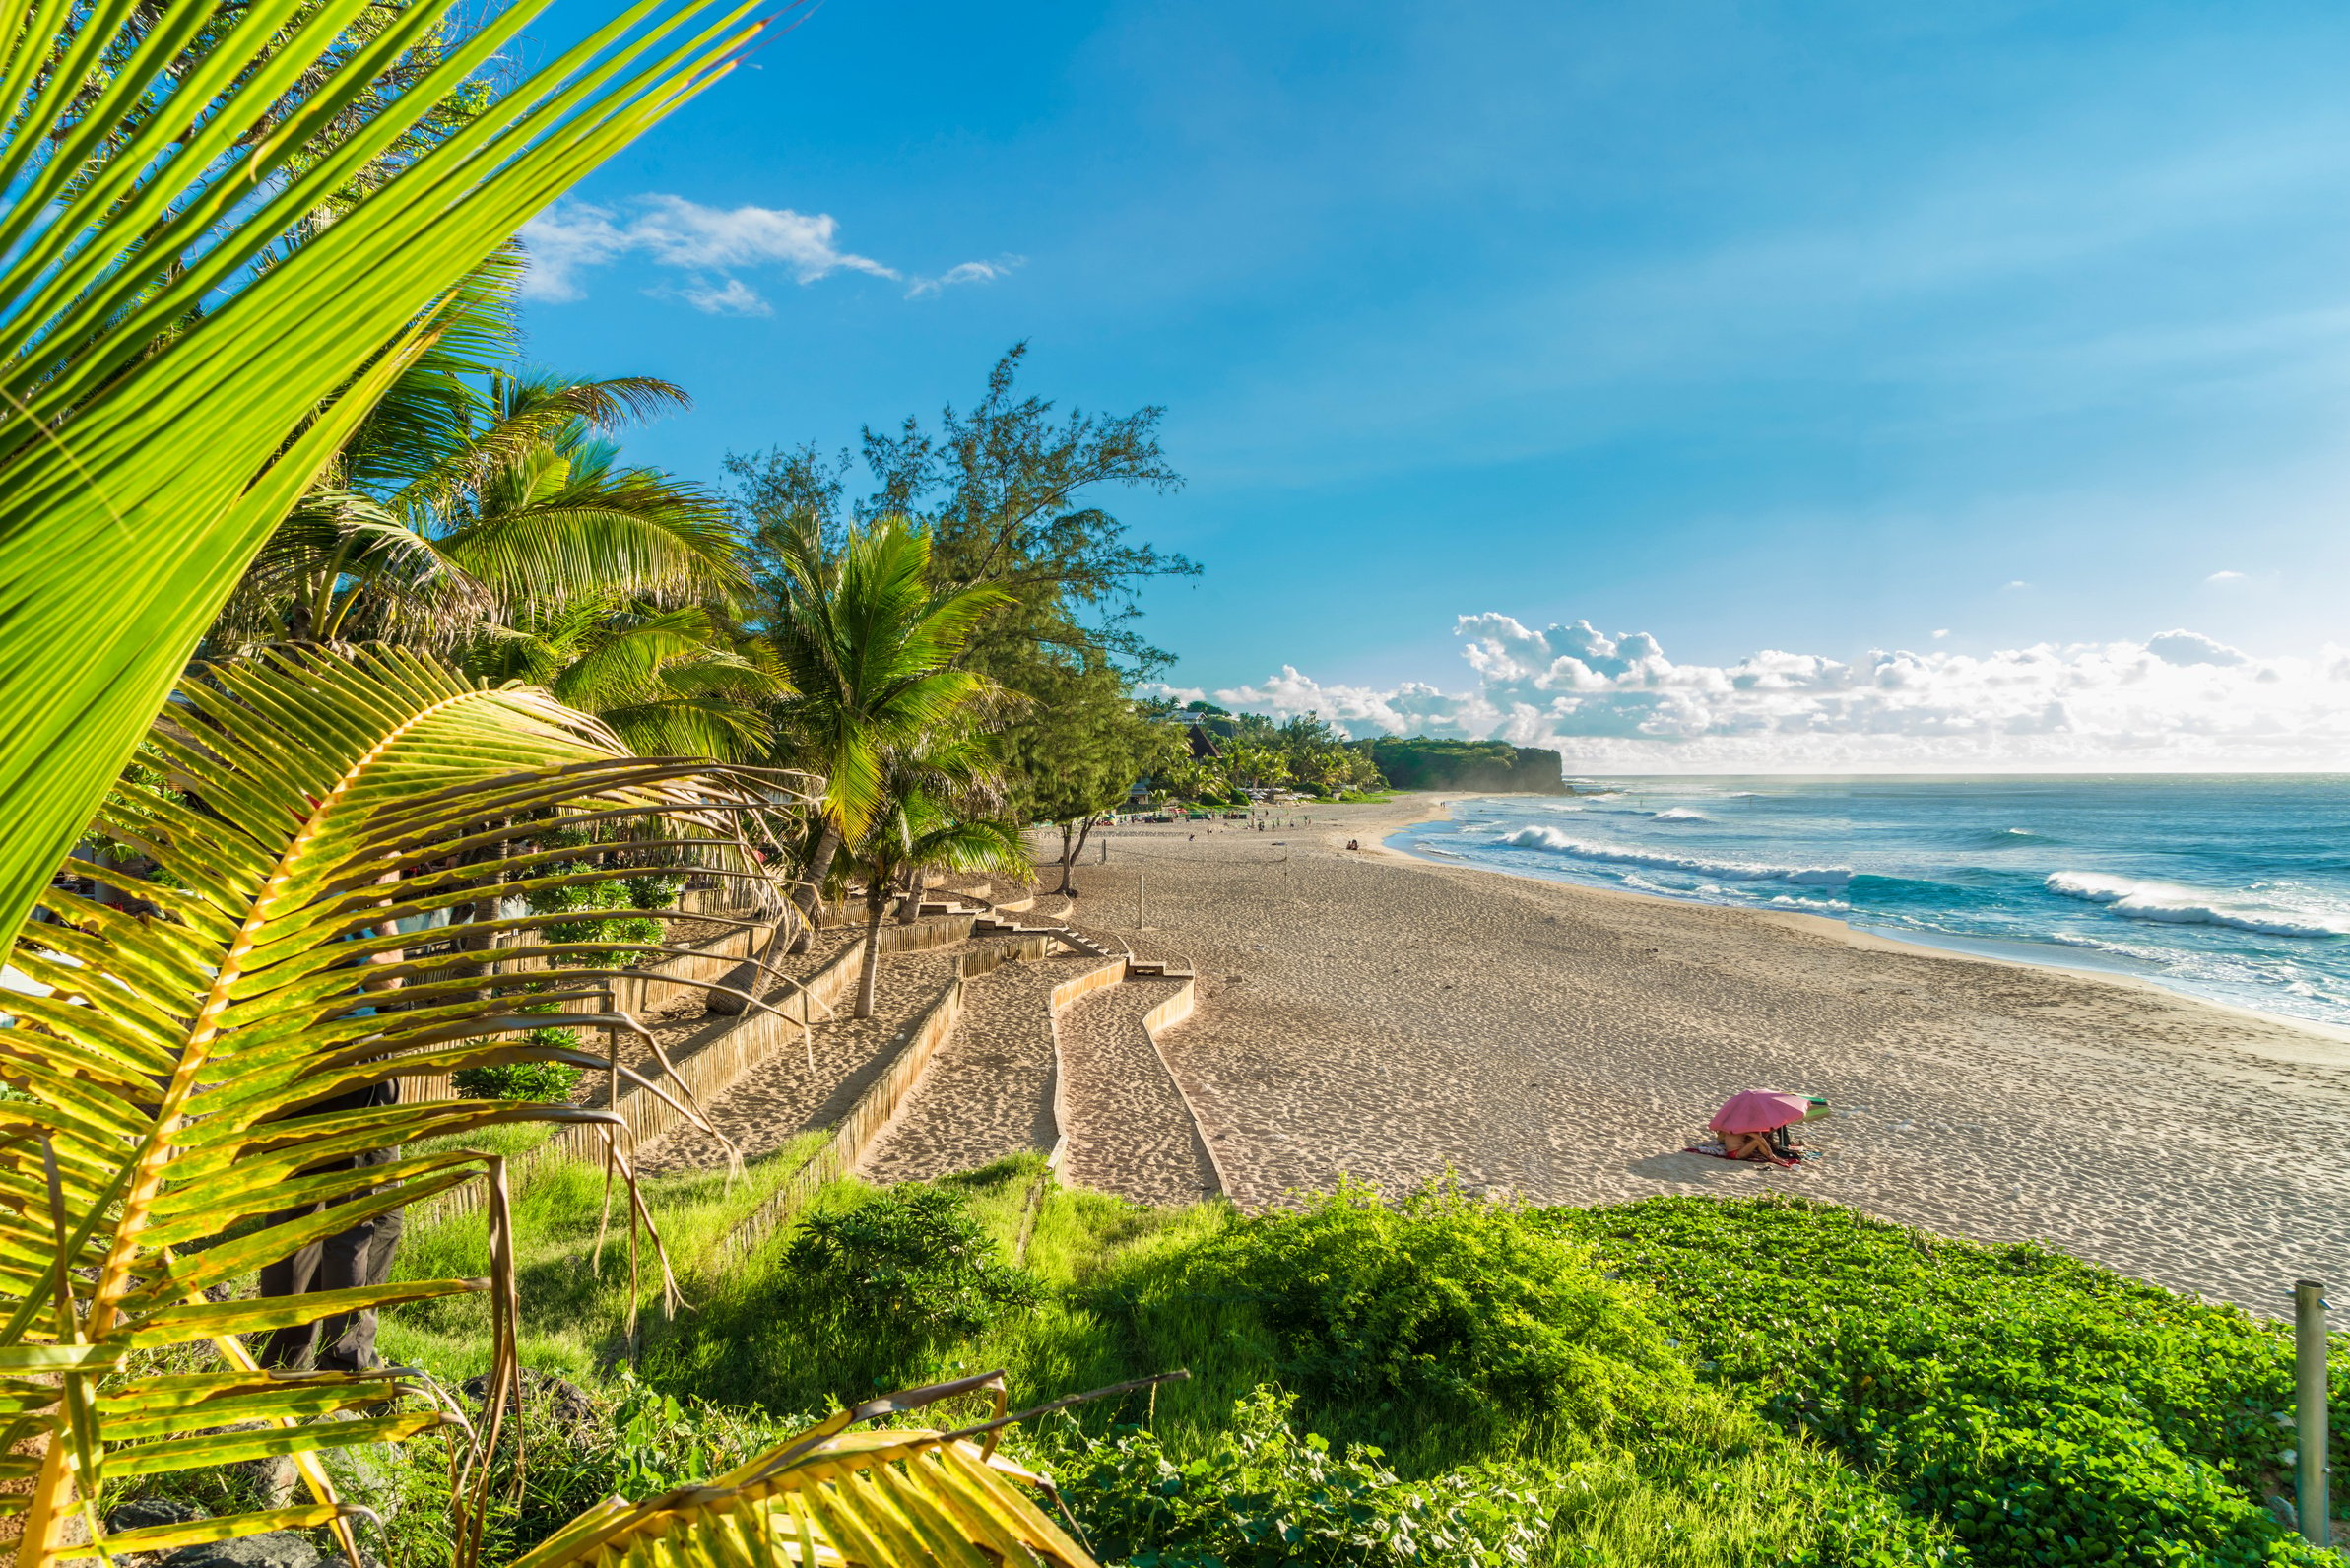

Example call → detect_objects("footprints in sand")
1056 977 1220 1207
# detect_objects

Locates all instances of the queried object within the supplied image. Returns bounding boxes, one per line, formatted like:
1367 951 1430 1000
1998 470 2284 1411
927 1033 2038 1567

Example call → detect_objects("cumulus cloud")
519 195 1009 313
1181 617 2350 772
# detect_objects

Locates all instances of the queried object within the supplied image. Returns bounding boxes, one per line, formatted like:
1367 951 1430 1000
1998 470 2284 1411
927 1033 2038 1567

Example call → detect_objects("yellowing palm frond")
0 646 809 1566
512 1373 1121 1568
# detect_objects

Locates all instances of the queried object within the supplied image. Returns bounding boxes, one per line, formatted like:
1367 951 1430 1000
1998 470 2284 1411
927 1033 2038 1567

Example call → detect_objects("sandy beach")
1056 794 2350 1315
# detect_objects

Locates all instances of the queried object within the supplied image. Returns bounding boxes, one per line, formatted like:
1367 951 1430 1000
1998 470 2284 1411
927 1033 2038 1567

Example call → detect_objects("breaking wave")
2044 872 2350 938
1498 825 1849 886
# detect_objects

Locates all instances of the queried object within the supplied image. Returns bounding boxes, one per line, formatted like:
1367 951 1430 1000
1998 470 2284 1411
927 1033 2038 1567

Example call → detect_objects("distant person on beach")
1719 1128 1794 1166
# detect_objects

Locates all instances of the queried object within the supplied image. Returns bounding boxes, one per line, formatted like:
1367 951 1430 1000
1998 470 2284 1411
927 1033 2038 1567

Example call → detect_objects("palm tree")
0 0 762 957
467 597 787 761
216 359 747 653
838 722 1026 1016
844 796 1028 1017
765 517 1012 925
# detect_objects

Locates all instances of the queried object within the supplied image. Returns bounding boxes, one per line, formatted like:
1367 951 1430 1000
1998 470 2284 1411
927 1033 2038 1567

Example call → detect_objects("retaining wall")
716 976 968 1262
957 934 1059 979
405 937 867 1224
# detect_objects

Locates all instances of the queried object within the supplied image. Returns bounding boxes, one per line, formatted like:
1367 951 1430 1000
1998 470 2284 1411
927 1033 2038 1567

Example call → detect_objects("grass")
325 1164 2345 1566
382 1130 830 1381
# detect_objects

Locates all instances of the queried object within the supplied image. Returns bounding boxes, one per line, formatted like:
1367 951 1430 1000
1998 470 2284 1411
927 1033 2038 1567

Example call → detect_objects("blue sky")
517 1 2350 767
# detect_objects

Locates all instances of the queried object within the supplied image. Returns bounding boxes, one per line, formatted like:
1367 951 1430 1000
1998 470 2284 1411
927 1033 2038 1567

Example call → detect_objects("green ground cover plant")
1548 1195 2347 1567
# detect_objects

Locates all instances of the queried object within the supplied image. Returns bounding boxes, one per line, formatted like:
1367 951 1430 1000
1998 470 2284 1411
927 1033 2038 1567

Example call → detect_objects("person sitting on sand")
1720 1128 1795 1166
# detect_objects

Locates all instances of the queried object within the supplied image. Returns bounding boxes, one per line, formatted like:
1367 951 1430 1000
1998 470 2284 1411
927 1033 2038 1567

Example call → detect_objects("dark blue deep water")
1391 777 2350 1028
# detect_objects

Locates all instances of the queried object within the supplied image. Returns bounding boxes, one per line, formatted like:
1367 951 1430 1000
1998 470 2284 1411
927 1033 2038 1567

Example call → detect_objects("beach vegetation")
431 1164 1950 1566
755 513 1013 925
1355 736 1569 794
451 1054 587 1103
727 346 1199 824
1553 1195 2348 1566
838 737 1030 1013
1012 659 1188 892
363 1168 2338 1566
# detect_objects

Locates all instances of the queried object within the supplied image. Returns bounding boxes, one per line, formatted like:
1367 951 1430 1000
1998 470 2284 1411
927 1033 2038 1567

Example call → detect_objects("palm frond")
0 0 764 955
438 486 748 609
509 1373 1111 1568
0 646 810 1564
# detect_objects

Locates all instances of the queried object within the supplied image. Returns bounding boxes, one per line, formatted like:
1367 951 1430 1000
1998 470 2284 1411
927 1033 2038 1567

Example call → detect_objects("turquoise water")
1389 777 2350 1029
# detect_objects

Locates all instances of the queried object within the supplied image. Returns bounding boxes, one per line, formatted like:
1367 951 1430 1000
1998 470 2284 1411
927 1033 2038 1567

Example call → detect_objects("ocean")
1388 776 2350 1031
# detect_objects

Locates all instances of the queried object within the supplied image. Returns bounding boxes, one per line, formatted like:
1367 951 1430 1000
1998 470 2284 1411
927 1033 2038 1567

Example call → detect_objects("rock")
106 1498 209 1535
319 1553 388 1568
459 1369 601 1433
237 1455 299 1510
311 1436 400 1523
158 1533 319 1568
2264 1495 2298 1530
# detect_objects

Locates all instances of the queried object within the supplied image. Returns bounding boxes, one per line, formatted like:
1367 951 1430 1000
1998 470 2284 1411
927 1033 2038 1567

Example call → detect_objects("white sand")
1052 795 2350 1315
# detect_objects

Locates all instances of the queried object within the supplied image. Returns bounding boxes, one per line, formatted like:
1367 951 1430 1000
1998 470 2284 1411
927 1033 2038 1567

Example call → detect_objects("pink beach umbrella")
1709 1090 1814 1135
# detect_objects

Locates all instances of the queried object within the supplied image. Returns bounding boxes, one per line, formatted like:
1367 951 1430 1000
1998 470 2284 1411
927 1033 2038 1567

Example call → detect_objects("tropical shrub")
452 1042 587 1103
1552 1197 2344 1567
530 875 669 967
1152 1182 1685 1450
623 872 689 909
646 1182 1046 1411
784 1184 1047 1344
1045 1387 1568 1568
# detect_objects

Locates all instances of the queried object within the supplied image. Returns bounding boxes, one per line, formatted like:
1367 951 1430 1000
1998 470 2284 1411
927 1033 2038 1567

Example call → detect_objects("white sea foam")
1651 808 1710 821
2045 872 2350 938
1770 893 1852 913
1498 825 1850 886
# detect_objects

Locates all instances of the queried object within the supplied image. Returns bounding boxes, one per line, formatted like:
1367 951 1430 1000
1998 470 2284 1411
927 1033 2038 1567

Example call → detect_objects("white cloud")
1189 617 2350 772
518 195 1009 312
906 257 1024 298
2206 568 2247 582
1931 628 1950 638
2144 628 2247 667
2001 579 2031 591
667 278 771 318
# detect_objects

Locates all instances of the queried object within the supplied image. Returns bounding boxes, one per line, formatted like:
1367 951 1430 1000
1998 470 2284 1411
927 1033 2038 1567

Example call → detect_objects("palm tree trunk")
790 816 843 952
854 887 886 1018
896 864 923 924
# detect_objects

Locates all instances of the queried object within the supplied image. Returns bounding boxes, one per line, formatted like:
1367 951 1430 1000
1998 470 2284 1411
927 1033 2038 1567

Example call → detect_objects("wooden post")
2296 1279 2331 1548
